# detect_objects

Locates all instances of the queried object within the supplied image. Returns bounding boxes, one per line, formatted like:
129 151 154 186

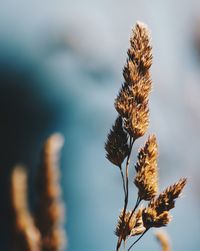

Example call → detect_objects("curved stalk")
127 229 149 251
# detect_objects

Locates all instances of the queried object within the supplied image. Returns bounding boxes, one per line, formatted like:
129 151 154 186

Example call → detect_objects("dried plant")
155 230 171 251
35 133 66 251
9 133 66 251
105 22 187 251
10 166 41 251
134 135 158 201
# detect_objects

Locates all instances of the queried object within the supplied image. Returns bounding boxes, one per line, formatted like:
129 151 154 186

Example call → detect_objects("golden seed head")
124 103 149 139
115 85 134 119
106 21 187 247
154 211 172 227
115 22 152 139
115 208 146 241
129 22 152 74
105 116 129 166
142 178 186 229
151 178 187 214
142 208 171 229
130 208 146 236
134 135 158 200
135 135 158 171
115 210 136 240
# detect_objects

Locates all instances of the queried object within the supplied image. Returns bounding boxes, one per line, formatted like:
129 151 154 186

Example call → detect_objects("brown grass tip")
134 135 158 200
115 208 145 241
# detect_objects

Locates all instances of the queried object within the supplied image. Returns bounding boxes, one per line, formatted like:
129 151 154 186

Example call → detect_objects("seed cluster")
105 22 187 251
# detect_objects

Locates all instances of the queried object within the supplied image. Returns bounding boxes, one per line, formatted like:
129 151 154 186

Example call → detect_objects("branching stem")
116 136 135 251
128 195 142 224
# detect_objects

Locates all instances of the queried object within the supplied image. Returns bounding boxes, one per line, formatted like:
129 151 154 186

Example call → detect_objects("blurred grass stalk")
156 230 171 251
10 133 66 251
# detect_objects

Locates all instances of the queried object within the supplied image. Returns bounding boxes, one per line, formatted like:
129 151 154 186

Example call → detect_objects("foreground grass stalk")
116 138 134 251
105 21 187 251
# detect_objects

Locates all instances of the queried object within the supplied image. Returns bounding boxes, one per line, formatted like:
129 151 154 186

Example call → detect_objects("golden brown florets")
105 116 129 166
134 135 158 200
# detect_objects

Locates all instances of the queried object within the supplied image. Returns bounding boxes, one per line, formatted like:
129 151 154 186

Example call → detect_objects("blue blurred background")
0 0 200 250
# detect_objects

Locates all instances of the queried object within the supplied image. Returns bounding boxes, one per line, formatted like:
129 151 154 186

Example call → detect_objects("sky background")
0 0 200 250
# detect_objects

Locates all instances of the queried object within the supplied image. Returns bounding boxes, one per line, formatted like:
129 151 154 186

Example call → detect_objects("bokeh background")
0 0 200 250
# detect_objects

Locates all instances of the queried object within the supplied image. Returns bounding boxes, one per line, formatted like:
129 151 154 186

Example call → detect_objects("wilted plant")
105 22 187 251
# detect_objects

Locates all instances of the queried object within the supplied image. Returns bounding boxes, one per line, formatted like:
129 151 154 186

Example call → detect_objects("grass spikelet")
115 210 136 240
151 178 187 214
124 102 149 139
11 166 41 251
115 22 152 139
34 133 66 251
130 208 146 237
115 208 145 241
142 208 171 229
134 135 158 200
105 116 129 167
142 178 186 229
135 135 158 172
128 22 152 74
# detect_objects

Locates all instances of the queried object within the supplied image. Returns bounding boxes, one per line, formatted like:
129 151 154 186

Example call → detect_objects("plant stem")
116 137 135 251
119 195 142 250
119 165 126 198
127 229 149 251
122 240 125 251
125 137 134 201
128 196 142 224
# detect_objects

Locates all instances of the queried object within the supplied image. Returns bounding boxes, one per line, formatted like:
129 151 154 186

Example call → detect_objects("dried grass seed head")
105 116 129 167
129 22 152 74
135 134 158 172
11 166 41 251
130 208 146 236
142 178 186 229
115 22 152 139
134 135 158 200
142 207 171 229
35 133 66 251
150 178 187 214
115 208 145 240
115 210 136 240
124 102 149 139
